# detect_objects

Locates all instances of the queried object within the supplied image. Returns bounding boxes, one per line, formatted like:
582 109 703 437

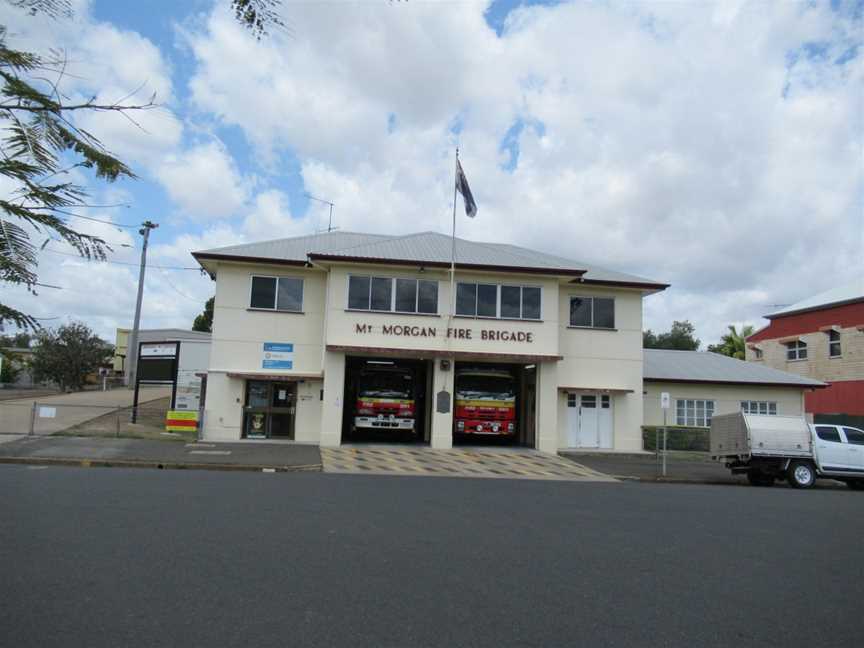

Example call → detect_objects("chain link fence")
0 396 196 442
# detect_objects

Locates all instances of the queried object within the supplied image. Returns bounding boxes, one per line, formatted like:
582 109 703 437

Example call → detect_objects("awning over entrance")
558 386 635 394
224 371 324 381
327 344 562 364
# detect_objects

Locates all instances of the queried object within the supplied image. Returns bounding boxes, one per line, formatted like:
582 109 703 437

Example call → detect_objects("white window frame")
828 330 841 358
675 399 715 427
568 295 615 329
346 275 438 315
741 401 778 415
249 275 304 312
786 340 807 361
454 282 542 321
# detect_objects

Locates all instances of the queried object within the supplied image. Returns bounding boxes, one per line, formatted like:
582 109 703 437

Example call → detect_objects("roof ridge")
324 230 441 255
463 237 569 270
203 230 390 255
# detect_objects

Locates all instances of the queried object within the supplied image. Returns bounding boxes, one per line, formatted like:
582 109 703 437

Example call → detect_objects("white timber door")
566 393 613 449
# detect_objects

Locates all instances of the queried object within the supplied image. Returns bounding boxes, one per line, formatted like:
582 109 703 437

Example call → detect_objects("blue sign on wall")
262 342 294 370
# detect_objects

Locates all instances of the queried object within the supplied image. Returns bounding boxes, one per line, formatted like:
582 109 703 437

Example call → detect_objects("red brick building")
746 280 864 422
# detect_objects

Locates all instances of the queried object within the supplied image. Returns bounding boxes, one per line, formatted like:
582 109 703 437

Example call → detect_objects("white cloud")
184 0 863 345
156 142 250 219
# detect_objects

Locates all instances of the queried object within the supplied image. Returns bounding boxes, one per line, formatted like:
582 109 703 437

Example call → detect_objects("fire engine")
353 366 416 432
454 368 517 436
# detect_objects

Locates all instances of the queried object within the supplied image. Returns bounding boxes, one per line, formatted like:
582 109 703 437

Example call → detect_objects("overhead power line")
42 248 201 271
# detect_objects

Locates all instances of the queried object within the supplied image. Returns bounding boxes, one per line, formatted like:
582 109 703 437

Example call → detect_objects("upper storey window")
786 340 807 361
569 296 615 329
348 275 438 314
455 283 541 320
828 330 841 358
250 276 303 312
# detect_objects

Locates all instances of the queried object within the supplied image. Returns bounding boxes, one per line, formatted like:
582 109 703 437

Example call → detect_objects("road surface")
1 466 861 647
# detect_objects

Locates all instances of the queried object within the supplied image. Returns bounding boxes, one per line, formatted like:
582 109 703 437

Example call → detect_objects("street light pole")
126 220 158 390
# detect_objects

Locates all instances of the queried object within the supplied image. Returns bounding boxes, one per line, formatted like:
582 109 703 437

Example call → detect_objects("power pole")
126 221 158 389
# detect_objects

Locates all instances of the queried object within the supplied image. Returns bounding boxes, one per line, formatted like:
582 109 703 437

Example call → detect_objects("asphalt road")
2 466 862 648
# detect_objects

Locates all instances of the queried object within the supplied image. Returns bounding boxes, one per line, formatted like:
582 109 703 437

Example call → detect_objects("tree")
643 320 701 351
707 325 755 360
0 348 22 383
193 296 214 333
0 0 284 331
30 321 111 391
0 331 32 347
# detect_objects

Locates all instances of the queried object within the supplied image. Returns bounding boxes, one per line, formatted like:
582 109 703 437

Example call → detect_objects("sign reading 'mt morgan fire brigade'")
354 323 533 343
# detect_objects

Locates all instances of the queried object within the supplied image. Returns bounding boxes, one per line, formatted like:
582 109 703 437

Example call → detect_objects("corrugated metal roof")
767 278 864 318
193 230 666 287
643 349 824 387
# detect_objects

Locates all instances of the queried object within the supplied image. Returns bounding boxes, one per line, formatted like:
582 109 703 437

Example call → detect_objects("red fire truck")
454 368 517 437
353 366 416 432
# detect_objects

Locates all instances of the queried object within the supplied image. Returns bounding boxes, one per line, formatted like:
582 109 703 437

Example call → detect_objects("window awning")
558 386 634 394
777 336 804 345
222 371 324 381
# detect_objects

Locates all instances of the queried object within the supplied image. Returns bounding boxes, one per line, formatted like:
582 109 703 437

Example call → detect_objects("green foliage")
706 325 755 360
0 348 22 383
0 331 32 347
192 296 214 333
231 0 285 39
0 24 152 330
29 321 111 391
642 426 709 452
643 320 701 351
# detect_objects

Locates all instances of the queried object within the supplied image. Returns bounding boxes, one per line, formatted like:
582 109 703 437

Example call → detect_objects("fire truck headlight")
507 422 515 432
357 408 374 416
456 421 465 430
492 424 499 432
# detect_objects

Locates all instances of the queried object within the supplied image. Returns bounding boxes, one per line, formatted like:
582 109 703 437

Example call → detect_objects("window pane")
477 284 497 317
758 402 767 414
799 348 807 360
500 286 521 318
829 330 840 341
768 402 777 415
250 276 277 309
522 287 541 320
570 297 592 327
395 278 417 313
370 277 392 311
816 426 841 442
830 342 841 357
276 278 303 312
741 401 749 413
417 280 438 314
843 428 864 446
348 276 370 310
456 283 477 316
601 395 610 408
581 395 596 408
593 298 615 328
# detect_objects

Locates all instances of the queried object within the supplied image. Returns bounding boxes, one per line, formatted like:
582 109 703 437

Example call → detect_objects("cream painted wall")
203 261 327 441
202 258 655 452
324 264 560 358
642 381 807 427
555 286 645 451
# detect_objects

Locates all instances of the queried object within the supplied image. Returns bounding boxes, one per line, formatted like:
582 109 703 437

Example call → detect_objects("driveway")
323 445 615 481
0 387 172 436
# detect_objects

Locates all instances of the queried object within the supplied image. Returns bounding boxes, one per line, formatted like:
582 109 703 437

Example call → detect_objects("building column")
535 360 559 454
320 350 345 447
429 357 454 449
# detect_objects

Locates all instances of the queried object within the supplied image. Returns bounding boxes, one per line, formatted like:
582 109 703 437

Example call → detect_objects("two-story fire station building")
192 231 668 453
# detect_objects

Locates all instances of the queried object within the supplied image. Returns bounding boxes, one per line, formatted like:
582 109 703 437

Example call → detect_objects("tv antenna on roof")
305 194 337 233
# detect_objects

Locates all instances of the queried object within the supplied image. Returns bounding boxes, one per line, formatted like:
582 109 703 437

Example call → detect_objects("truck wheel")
747 470 774 487
787 461 815 489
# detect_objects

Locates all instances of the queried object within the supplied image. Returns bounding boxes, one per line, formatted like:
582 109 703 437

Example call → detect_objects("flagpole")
449 147 459 321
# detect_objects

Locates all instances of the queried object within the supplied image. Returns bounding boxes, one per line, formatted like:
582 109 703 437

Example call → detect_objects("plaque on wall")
436 390 451 414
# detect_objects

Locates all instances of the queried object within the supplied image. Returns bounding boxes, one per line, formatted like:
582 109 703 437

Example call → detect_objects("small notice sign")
38 406 56 419
166 410 199 432
660 392 671 409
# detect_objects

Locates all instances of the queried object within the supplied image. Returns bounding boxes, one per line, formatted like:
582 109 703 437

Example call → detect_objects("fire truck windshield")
456 375 515 401
358 371 412 399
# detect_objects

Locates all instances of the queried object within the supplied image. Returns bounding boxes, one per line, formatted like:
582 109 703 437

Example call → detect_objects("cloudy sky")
2 0 862 345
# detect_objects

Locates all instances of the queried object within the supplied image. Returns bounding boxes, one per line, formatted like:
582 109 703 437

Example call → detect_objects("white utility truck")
710 412 864 490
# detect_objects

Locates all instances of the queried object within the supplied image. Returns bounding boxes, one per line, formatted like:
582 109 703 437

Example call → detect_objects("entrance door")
243 381 296 439
566 393 613 449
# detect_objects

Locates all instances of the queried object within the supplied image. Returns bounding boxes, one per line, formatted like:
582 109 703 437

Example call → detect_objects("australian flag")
455 158 477 218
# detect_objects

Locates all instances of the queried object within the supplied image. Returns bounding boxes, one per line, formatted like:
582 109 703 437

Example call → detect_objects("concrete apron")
321 445 617 482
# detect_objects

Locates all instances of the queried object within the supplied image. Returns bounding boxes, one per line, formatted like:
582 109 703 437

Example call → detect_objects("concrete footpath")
560 451 849 490
0 437 322 472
